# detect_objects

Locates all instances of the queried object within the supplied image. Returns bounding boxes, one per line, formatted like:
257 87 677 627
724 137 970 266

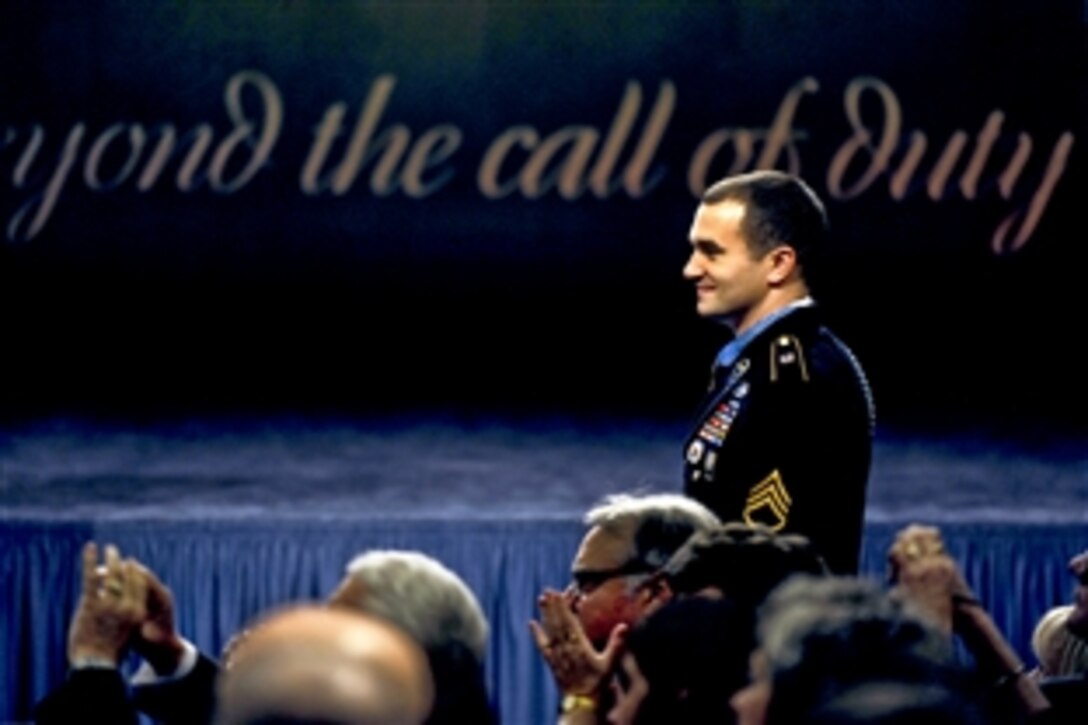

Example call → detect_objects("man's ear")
638 574 674 612
765 245 798 285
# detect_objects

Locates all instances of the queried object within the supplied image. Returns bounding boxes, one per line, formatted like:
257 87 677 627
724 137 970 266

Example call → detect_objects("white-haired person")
329 549 494 725
531 492 721 721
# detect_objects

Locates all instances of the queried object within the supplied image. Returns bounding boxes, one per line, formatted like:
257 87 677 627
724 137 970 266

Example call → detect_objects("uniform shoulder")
759 313 866 386
754 309 822 384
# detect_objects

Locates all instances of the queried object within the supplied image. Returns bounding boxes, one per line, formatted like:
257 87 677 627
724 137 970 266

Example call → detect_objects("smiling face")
683 200 780 334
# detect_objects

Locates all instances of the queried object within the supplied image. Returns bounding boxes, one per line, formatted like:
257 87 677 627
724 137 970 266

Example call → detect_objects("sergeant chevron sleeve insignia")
743 469 792 531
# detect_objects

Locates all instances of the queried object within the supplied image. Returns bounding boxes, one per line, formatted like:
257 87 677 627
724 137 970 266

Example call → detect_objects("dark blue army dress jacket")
683 303 875 574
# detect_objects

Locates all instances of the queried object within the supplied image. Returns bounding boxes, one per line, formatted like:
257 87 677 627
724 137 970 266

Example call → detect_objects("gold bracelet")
560 693 598 713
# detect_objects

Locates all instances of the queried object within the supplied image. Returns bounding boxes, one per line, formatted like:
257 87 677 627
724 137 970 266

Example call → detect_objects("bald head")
217 606 434 725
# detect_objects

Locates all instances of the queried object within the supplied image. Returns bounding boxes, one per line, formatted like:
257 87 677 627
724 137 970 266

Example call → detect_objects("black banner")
2 1 1084 425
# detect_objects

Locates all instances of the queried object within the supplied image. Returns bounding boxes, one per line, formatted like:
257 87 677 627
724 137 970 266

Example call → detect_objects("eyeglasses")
570 560 657 595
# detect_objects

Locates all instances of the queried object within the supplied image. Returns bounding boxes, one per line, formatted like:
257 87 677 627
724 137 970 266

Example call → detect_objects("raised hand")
529 588 626 699
129 561 187 675
68 542 148 667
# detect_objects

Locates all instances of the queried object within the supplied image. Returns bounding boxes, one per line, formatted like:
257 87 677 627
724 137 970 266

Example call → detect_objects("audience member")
327 550 494 725
36 522 1081 725
129 559 218 724
216 605 434 725
730 574 963 725
657 521 829 606
1032 606 1088 679
37 543 492 725
888 524 1052 722
604 597 754 725
565 522 824 724
1033 549 1088 724
34 542 144 725
530 493 719 720
1061 549 1088 640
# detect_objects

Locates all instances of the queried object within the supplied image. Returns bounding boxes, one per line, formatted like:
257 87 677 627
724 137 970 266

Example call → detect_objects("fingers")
68 543 147 665
538 589 589 653
890 525 946 565
132 560 171 613
138 561 166 595
81 541 99 595
902 525 944 551
536 617 611 695
599 623 628 667
81 541 124 600
551 592 581 631
104 543 122 583
123 559 148 617
81 542 153 609
888 527 957 596
898 523 940 539
529 619 551 651
538 589 566 635
532 591 565 650
93 543 124 600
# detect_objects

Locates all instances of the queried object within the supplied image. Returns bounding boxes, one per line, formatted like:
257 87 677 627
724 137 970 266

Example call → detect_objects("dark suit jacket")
1037 674 1088 725
34 654 220 725
34 668 138 725
131 652 219 725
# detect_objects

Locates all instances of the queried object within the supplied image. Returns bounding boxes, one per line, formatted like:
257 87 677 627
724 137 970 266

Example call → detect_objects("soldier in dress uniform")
681 170 874 574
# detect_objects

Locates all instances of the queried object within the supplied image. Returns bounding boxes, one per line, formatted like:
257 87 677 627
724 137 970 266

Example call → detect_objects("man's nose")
682 254 701 280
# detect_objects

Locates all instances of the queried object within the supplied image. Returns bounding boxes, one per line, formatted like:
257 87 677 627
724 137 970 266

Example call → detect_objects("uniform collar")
714 297 815 370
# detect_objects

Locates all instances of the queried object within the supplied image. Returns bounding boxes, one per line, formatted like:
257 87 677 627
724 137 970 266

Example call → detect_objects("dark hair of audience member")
757 576 977 725
621 596 754 724
662 522 829 608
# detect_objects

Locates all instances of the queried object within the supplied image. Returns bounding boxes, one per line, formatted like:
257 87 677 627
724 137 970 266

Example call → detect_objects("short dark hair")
662 522 829 608
625 597 755 724
701 170 828 272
